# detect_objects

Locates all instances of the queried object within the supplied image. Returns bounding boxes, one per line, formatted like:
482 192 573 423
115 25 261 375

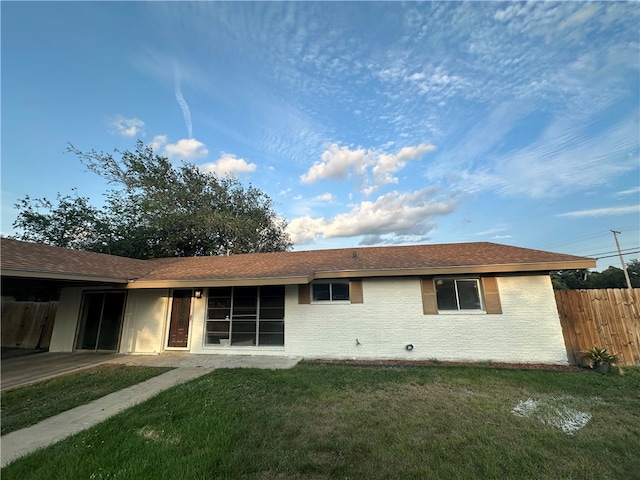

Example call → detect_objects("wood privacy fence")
1 301 58 350
555 289 640 366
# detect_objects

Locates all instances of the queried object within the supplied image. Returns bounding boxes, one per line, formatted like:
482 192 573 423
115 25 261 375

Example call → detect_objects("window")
421 277 502 315
311 281 350 302
205 286 284 346
435 278 482 311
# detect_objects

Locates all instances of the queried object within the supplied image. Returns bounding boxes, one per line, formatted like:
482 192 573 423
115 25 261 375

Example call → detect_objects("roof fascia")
127 259 595 288
310 260 596 279
127 276 311 289
1 268 131 284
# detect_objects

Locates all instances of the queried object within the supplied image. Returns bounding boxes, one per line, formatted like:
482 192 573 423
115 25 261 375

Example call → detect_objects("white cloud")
149 135 209 160
474 225 511 237
300 144 370 184
434 111 639 200
372 143 436 188
164 138 209 160
149 135 168 152
557 205 640 218
559 3 600 30
301 142 436 194
315 193 334 202
199 153 256 176
287 187 458 245
616 186 640 197
492 115 639 198
110 115 145 137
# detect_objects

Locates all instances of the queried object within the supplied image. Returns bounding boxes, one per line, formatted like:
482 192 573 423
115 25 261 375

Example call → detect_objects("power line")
539 230 612 249
541 227 640 250
594 250 640 260
582 246 640 257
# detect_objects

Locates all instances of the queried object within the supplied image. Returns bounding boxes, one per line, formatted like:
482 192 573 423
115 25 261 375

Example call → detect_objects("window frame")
311 280 351 303
434 277 485 313
204 286 285 347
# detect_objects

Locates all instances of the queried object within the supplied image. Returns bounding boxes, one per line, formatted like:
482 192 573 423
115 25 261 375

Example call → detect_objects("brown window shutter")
482 277 502 314
298 284 311 304
420 278 438 314
350 279 363 304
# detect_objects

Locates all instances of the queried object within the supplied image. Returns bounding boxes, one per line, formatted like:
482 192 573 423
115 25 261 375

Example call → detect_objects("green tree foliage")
12 141 292 259
551 259 640 290
12 191 105 251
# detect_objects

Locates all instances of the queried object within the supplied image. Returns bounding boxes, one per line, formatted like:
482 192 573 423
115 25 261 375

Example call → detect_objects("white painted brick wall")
284 275 568 364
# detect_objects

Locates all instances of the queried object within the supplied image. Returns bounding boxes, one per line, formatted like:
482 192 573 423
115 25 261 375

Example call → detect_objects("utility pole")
611 230 632 289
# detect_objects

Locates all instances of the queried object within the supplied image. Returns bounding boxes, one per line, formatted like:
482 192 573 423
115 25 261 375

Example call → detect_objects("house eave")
125 259 596 288
311 260 596 279
0 268 131 285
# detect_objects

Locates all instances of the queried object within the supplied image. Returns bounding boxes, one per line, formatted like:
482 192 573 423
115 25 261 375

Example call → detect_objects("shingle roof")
136 242 594 285
1 238 595 287
0 238 156 282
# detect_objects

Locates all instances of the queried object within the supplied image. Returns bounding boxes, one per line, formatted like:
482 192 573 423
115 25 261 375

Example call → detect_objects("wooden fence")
1 301 58 350
555 289 640 366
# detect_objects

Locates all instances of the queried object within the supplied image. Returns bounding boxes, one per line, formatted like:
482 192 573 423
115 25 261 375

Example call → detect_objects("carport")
1 238 155 357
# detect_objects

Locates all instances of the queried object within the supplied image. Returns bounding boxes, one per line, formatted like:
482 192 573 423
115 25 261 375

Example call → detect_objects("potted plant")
580 347 619 374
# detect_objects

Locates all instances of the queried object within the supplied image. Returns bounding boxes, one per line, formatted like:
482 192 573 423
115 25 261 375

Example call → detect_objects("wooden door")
168 290 192 348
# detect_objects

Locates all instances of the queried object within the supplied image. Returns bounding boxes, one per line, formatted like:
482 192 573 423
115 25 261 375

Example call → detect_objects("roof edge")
0 268 132 284
126 259 595 288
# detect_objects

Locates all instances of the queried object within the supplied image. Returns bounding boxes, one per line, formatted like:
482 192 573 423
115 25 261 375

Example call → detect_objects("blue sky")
2 1 639 269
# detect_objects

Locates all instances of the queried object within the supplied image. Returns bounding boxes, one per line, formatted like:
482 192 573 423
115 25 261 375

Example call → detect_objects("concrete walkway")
1 354 301 467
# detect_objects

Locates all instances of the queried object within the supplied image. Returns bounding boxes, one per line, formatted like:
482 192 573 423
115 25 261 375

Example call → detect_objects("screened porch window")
205 286 284 346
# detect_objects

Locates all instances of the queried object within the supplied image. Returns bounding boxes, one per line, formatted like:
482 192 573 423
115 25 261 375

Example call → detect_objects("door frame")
164 288 195 351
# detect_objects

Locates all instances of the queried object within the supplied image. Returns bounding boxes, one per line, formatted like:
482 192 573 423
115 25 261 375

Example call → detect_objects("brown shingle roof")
137 242 594 286
1 238 595 286
0 238 156 282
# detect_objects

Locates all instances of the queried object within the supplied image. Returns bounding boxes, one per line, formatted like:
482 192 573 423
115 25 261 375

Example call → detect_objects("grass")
1 364 172 435
2 363 639 479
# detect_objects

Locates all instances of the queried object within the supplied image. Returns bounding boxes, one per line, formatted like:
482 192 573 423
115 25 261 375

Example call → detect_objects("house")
0 238 595 364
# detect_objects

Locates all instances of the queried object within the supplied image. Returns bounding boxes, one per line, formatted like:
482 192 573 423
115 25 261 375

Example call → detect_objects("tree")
551 259 640 290
550 270 588 290
12 141 292 259
12 190 105 251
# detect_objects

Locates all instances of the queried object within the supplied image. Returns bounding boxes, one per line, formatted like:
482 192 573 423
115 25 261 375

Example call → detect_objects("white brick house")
1 239 595 364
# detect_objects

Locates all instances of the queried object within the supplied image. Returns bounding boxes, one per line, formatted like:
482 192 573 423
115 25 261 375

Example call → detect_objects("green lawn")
2 363 639 479
1 364 172 435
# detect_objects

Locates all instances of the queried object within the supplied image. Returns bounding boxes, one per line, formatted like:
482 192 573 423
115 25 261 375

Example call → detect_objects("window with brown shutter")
299 280 363 304
421 276 502 314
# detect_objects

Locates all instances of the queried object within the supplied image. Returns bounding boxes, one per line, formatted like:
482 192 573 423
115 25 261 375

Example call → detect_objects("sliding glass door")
76 291 127 351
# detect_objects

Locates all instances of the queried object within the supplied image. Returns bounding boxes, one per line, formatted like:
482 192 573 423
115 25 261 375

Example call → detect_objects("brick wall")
285 275 567 364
